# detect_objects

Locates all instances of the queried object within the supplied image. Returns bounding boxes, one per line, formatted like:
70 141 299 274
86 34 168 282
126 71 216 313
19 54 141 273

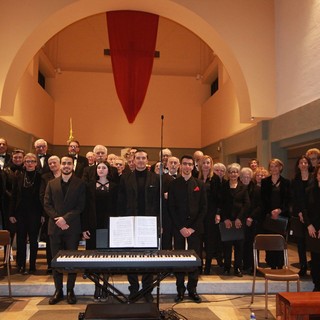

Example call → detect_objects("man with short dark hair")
117 150 160 303
44 155 86 305
168 155 207 303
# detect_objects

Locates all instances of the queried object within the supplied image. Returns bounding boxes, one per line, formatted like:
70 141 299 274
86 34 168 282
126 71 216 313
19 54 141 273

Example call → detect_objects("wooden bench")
276 292 320 320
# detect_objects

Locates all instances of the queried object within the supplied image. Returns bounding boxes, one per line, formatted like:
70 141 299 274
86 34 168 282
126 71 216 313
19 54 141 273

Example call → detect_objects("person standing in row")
168 155 207 303
10 153 43 274
82 161 118 301
44 155 86 305
304 165 320 292
39 155 61 274
220 163 250 277
117 150 160 303
261 159 291 269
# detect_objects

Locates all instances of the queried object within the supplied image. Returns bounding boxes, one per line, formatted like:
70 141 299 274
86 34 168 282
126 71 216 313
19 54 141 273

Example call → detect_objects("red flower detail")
194 186 200 191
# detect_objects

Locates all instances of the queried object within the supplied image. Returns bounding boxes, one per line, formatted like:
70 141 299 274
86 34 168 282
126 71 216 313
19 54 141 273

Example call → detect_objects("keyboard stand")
83 271 170 308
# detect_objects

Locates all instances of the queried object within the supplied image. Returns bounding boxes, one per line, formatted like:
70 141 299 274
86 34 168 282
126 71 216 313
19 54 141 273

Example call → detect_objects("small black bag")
219 222 244 242
262 214 288 235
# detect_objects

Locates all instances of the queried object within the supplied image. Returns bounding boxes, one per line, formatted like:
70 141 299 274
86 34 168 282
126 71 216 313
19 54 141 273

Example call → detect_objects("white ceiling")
43 13 214 78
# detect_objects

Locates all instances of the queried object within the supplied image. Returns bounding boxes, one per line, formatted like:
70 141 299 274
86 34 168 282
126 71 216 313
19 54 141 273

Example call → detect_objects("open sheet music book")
109 216 158 249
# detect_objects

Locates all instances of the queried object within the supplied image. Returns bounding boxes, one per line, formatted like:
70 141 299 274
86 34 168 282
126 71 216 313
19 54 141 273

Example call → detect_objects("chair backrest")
254 234 287 251
0 230 10 246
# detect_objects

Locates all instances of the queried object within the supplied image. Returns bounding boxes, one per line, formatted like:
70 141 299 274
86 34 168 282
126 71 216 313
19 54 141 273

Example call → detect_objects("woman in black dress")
261 158 291 269
290 155 313 276
304 165 320 291
220 163 250 277
82 161 118 301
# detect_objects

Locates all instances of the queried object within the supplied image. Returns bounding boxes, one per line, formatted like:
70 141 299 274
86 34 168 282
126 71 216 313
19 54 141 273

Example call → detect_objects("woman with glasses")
9 153 43 274
220 163 250 277
261 158 291 269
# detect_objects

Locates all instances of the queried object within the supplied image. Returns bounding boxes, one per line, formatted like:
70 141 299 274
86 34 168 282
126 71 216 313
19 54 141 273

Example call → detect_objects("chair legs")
265 279 268 319
4 242 12 297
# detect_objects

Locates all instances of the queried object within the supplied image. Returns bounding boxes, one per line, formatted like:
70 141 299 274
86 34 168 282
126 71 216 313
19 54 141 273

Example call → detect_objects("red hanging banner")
107 11 159 123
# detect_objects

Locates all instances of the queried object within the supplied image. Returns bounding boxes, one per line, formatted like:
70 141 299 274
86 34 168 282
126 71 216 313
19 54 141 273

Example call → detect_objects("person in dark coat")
9 153 43 274
261 158 291 269
44 155 86 305
117 150 160 303
220 163 250 277
168 155 207 303
303 164 320 292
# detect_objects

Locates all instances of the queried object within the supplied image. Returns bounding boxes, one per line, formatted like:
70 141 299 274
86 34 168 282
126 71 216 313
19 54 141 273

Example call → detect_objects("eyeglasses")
25 160 36 164
35 145 46 149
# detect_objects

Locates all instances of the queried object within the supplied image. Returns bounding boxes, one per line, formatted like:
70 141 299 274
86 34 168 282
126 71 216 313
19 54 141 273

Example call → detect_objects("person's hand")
54 217 69 230
235 218 242 229
82 230 90 239
9 216 17 224
308 224 317 238
224 219 232 228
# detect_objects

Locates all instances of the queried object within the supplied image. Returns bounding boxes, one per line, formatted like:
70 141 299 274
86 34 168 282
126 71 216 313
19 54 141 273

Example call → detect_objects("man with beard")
67 140 88 178
44 155 86 305
117 150 160 303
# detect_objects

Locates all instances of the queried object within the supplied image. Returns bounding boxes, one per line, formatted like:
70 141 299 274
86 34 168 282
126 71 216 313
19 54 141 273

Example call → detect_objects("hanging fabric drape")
107 11 159 123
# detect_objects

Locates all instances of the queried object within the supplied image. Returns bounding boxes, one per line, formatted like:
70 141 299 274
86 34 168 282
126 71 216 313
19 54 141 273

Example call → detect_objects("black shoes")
223 268 230 275
298 266 307 277
188 292 202 303
49 289 64 305
234 268 243 278
144 292 154 303
67 289 77 304
174 293 184 303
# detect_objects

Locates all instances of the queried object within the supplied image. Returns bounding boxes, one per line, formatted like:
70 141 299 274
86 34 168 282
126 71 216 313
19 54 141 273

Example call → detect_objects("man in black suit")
0 137 11 170
117 150 160 303
44 155 86 305
191 150 203 178
168 155 207 303
68 140 88 178
162 156 180 250
34 138 52 174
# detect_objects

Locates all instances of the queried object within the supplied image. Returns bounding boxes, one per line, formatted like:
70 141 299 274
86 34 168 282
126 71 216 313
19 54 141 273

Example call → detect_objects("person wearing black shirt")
117 150 160 303
44 155 86 305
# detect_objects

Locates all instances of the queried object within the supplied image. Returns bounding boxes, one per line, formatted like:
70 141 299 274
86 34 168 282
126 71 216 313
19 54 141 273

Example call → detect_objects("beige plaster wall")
47 71 209 147
275 0 320 115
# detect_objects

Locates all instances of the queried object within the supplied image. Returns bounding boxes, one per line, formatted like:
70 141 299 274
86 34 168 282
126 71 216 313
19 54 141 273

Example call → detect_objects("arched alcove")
0 0 251 123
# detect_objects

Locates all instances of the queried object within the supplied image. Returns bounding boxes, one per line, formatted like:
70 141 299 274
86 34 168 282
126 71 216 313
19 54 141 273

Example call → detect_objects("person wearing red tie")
168 155 207 303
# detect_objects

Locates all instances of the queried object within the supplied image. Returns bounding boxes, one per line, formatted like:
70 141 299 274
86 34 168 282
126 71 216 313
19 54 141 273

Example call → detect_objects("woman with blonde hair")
261 158 291 269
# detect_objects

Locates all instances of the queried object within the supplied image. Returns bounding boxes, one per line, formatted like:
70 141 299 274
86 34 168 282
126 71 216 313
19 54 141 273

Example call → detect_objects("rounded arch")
0 0 251 121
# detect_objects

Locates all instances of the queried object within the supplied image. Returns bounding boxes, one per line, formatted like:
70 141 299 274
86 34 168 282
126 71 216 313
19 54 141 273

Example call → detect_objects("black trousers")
50 231 80 291
173 229 201 294
127 273 154 294
223 238 244 271
16 217 41 270
311 251 320 288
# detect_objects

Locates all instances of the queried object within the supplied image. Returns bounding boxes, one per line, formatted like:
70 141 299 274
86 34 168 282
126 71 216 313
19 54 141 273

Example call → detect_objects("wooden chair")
0 230 12 297
251 234 300 319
